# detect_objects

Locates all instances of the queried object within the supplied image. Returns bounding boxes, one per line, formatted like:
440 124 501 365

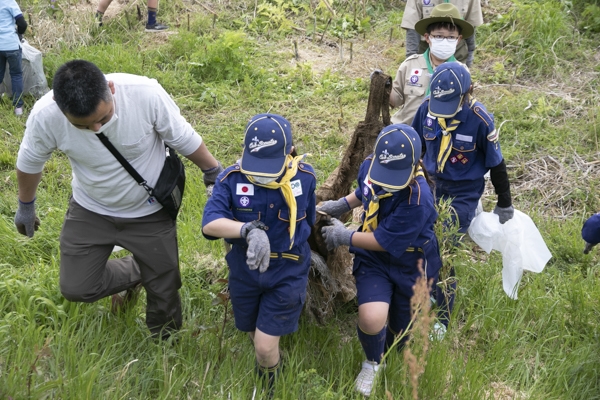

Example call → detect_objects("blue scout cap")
240 113 293 177
368 124 422 190
582 213 600 244
428 62 471 118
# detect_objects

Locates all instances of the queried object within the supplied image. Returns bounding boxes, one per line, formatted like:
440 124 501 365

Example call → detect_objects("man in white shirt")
14 59 223 340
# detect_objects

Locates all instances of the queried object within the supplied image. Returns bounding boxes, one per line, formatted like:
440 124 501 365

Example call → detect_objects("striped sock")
357 324 386 364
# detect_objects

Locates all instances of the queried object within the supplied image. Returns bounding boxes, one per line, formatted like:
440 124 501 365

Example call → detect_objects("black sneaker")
145 23 168 32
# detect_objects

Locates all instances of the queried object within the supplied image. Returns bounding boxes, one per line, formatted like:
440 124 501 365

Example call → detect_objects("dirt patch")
286 35 397 80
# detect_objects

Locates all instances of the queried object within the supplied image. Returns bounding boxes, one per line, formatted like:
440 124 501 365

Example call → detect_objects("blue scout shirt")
202 161 316 253
0 0 23 51
351 157 440 273
411 98 504 183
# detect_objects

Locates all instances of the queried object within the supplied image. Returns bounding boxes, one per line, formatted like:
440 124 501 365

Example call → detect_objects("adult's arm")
17 169 42 203
184 142 219 171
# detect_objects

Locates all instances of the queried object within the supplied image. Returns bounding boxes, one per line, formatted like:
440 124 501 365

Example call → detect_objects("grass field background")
1 0 600 398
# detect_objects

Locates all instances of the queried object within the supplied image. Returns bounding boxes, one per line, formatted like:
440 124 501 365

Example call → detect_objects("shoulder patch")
298 162 316 179
472 103 494 127
487 129 499 142
408 177 424 206
219 165 242 182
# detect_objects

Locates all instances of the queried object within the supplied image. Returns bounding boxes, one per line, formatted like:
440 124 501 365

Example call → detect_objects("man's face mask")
250 175 277 184
78 112 119 134
69 95 118 134
429 37 458 60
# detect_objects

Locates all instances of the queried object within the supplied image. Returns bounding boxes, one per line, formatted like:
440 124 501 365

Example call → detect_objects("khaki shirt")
401 0 484 30
390 55 429 125
390 55 468 125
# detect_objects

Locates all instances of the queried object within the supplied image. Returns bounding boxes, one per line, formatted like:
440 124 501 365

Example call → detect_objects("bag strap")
96 133 154 196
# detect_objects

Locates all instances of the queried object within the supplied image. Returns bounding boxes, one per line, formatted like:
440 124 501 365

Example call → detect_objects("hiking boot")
111 284 142 314
355 360 381 397
145 23 168 32
14 107 23 116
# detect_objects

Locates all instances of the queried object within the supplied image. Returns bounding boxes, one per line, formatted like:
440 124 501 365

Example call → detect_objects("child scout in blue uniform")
202 113 316 393
582 213 600 254
411 62 514 328
317 124 442 397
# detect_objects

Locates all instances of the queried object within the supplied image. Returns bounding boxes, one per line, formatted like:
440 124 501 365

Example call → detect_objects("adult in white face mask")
384 3 474 126
14 59 223 341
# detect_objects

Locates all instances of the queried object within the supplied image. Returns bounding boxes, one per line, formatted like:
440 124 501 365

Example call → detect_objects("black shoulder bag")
96 133 186 220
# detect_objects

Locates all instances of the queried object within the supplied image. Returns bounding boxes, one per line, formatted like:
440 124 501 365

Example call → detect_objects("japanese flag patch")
412 69 422 76
236 183 254 196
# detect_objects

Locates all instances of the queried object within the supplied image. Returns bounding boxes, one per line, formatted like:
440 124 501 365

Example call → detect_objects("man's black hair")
53 60 112 117
426 22 462 35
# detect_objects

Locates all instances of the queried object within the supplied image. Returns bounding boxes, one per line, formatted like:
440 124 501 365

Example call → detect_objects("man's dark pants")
59 198 182 338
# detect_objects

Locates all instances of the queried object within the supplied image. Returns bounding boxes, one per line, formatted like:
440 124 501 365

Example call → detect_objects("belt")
269 252 304 263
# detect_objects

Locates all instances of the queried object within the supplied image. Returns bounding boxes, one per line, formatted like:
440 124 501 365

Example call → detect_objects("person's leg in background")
95 0 113 26
6 48 24 115
145 0 168 32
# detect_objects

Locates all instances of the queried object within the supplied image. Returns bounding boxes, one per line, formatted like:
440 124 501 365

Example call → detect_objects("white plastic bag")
468 209 552 299
1 40 49 99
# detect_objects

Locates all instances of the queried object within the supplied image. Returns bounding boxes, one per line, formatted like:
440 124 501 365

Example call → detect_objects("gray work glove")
321 218 353 251
493 205 514 224
584 242 597 255
202 161 224 186
241 221 270 273
316 197 351 219
14 198 41 238
206 184 214 198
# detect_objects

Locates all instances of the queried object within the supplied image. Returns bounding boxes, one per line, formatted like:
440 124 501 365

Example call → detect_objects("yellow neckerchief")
436 97 476 173
247 154 304 249
362 167 426 233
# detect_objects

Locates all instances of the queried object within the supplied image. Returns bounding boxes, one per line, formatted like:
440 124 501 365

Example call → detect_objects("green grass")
2 0 600 398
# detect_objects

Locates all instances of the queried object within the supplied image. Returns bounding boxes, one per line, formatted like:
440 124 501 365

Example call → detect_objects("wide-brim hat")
368 124 421 190
428 61 471 118
414 3 474 39
240 113 293 177
582 213 600 245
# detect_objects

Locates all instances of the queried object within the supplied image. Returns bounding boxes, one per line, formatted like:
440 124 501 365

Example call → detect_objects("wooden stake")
320 18 331 43
294 40 299 61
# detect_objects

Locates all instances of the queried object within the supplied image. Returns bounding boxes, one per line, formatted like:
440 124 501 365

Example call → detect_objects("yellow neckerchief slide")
436 97 476 173
362 167 425 233
247 154 305 249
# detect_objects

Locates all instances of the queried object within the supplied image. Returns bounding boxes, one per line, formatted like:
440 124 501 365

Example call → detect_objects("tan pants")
59 198 182 338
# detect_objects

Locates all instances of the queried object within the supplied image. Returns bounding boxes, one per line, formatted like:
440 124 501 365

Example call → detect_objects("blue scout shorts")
435 178 485 233
225 242 311 337
353 249 440 334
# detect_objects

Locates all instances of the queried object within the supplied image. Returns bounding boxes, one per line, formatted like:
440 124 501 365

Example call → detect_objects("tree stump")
305 72 392 323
